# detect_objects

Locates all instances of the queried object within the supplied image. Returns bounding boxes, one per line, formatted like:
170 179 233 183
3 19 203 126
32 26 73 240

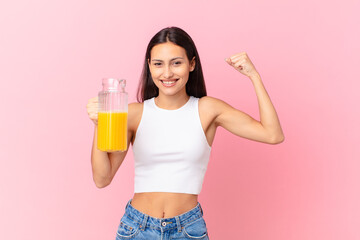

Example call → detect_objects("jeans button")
161 222 167 227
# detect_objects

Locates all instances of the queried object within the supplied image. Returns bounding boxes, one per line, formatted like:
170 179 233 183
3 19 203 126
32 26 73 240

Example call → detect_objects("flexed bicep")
214 100 276 144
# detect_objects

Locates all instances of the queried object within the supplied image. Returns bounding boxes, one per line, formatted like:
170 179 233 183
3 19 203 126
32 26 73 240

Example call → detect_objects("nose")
163 65 174 79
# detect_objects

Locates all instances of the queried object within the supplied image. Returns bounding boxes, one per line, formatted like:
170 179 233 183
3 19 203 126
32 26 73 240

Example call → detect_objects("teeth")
163 81 176 84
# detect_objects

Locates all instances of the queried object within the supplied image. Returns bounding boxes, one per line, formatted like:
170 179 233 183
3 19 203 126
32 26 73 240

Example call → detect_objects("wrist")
249 72 260 80
249 72 261 80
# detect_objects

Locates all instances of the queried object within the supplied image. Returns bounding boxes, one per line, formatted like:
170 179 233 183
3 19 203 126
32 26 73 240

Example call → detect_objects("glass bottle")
97 78 128 152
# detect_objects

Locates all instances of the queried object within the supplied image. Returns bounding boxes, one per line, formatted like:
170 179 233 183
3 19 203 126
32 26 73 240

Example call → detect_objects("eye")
173 61 182 65
154 62 162 66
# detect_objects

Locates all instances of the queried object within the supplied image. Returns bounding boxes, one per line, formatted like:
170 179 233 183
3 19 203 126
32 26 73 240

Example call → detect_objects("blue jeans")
115 199 210 240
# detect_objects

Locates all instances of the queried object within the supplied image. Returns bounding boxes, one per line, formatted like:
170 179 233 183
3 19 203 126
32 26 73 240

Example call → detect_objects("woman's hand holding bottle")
86 96 99 125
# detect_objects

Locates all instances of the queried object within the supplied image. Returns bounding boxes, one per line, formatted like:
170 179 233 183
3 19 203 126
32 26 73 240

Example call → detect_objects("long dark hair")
137 27 207 102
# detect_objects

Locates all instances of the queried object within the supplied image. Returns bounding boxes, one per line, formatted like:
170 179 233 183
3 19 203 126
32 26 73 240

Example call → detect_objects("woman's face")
148 42 195 97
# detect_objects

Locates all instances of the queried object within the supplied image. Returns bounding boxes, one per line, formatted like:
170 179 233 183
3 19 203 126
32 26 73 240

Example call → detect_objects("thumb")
225 58 232 65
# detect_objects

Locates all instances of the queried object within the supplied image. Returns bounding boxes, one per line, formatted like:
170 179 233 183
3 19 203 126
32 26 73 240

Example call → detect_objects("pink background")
1 0 359 239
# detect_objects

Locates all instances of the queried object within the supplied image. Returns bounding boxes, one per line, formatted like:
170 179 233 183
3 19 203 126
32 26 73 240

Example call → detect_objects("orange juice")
97 111 127 152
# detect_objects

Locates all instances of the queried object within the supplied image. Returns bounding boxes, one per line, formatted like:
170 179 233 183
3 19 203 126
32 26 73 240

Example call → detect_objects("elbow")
95 182 109 189
93 177 111 189
269 134 285 144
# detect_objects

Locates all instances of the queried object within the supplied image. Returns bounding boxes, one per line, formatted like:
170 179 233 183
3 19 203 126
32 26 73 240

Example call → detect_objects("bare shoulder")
199 96 231 115
128 102 144 131
199 96 244 128
129 102 143 113
198 96 231 127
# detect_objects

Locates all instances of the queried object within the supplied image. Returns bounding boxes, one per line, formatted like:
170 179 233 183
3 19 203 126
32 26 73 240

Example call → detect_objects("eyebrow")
151 57 184 62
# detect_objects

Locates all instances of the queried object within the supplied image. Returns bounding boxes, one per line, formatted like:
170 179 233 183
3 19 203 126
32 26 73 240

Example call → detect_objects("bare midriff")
130 192 198 219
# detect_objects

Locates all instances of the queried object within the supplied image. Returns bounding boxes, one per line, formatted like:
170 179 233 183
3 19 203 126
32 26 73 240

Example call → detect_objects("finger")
89 97 99 102
87 104 97 110
225 58 232 65
230 55 245 62
235 63 244 69
90 113 98 119
230 52 247 60
230 54 240 60
88 100 97 107
234 60 246 68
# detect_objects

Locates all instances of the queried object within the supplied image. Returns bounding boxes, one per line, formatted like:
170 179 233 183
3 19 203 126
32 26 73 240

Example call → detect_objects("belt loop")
199 202 203 215
140 215 148 231
125 199 131 209
175 216 181 232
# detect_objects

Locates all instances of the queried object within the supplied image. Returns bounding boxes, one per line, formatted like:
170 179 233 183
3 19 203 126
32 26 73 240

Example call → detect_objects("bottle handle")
119 79 126 92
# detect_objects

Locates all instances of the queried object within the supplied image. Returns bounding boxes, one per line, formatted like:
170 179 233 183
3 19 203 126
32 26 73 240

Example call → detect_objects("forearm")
250 73 284 142
91 125 112 187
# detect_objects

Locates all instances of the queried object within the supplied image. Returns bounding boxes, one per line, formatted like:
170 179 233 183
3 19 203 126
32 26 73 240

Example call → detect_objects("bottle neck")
102 78 126 92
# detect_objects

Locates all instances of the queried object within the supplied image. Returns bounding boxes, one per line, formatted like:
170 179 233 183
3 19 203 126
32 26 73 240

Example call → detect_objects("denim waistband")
123 198 204 232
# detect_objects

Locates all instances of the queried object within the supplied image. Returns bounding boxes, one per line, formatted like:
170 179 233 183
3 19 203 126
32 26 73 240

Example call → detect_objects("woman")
87 26 284 239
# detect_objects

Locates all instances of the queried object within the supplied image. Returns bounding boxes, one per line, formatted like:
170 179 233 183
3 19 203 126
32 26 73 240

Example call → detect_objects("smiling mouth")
160 79 179 87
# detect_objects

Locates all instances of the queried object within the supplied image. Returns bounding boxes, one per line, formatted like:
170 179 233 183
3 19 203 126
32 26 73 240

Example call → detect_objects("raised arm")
210 52 284 144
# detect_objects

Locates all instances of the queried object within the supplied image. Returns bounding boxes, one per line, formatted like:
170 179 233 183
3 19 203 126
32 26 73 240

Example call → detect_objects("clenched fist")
225 52 259 78
86 96 99 125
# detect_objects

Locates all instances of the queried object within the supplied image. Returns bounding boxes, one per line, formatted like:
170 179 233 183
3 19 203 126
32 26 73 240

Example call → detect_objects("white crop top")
132 96 212 194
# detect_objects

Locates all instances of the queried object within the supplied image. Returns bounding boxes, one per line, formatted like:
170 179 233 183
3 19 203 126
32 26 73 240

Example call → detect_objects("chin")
160 89 182 96
156 82 187 96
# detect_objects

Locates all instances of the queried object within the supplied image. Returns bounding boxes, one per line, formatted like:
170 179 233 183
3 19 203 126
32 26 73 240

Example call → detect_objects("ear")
190 56 196 72
147 58 150 67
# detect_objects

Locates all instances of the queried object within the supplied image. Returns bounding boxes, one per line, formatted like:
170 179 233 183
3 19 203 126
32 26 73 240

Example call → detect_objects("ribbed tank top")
132 96 211 194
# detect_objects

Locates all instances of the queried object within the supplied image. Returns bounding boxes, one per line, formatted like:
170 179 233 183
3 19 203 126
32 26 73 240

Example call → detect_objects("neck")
155 91 190 110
